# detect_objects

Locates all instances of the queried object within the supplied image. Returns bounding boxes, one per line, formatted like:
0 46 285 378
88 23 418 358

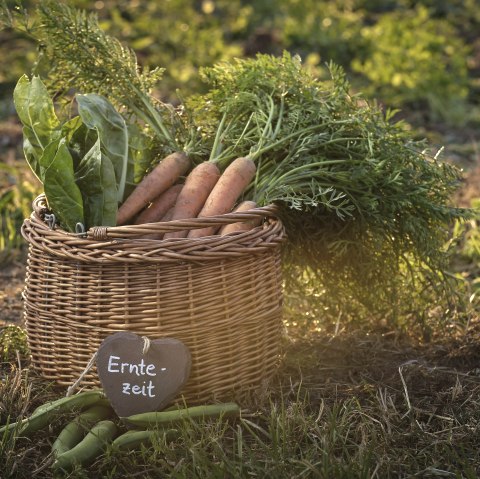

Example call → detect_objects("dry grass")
1 320 480 478
277 325 480 477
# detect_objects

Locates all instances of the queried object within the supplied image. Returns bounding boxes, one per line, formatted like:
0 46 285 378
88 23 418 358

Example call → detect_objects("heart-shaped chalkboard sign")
96 332 191 417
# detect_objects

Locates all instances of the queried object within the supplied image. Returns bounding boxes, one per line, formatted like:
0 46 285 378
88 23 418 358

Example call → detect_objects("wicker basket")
21 195 285 404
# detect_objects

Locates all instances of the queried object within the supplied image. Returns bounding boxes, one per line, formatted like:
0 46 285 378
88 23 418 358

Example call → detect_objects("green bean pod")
53 419 118 471
123 403 240 428
52 405 114 457
0 390 106 437
112 428 180 450
32 395 111 416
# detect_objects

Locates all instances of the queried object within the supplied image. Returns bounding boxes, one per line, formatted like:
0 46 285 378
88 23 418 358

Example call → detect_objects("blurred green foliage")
352 6 470 123
454 199 480 293
90 0 247 99
0 160 39 262
0 324 29 362
0 0 477 122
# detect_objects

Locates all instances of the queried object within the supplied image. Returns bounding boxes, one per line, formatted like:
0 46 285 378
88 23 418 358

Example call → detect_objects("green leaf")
61 116 83 143
75 136 118 229
13 75 60 180
68 122 98 170
127 122 147 185
76 94 129 202
22 132 42 180
40 138 84 232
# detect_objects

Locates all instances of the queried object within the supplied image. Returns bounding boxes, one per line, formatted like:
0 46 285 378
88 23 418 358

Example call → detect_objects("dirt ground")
0 260 25 327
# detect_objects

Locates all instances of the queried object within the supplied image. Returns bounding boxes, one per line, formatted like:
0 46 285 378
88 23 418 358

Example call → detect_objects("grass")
1 322 480 478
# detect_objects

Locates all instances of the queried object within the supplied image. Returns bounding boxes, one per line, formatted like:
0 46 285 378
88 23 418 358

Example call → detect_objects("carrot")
188 157 257 238
164 162 221 239
140 207 175 240
134 184 183 225
161 206 175 222
117 151 190 225
219 201 262 235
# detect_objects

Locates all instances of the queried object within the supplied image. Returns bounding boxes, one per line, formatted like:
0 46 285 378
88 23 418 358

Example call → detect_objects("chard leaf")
76 94 128 202
68 122 98 169
75 135 118 229
61 116 83 143
41 138 84 232
13 75 60 180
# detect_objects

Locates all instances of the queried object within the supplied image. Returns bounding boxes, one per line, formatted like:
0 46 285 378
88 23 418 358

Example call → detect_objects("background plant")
0 159 38 262
351 5 470 124
0 1 477 124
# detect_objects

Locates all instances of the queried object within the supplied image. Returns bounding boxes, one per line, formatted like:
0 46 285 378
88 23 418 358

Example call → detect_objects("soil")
0 260 25 326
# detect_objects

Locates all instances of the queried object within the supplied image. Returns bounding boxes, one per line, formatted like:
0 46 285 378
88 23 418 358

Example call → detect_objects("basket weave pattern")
22 196 285 403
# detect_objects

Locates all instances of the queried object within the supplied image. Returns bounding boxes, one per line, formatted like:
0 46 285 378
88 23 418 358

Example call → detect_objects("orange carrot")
219 201 262 235
161 206 175 222
135 184 183 225
164 162 220 239
142 207 176 240
117 151 190 225
188 157 257 238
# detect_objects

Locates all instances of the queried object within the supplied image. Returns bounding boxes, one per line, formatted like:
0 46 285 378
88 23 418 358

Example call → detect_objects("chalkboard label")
96 332 191 417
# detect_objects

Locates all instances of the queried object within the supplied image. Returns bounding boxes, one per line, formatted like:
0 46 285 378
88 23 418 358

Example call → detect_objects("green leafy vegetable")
13 76 127 232
74 136 117 229
76 93 129 202
13 75 60 180
61 116 83 144
67 122 98 169
40 138 84 232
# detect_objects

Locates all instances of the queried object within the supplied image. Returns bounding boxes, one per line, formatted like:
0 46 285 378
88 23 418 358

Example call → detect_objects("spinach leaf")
40 138 84 232
76 94 129 202
13 75 60 180
61 116 83 143
68 122 98 170
75 135 118 229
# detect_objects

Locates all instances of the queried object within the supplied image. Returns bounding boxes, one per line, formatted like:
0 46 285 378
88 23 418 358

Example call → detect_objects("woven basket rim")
22 195 286 263
31 194 280 240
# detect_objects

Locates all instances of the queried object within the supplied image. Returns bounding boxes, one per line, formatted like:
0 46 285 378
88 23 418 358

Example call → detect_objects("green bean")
32 395 110 416
0 390 106 437
123 403 240 428
53 420 118 471
112 428 180 450
52 405 114 457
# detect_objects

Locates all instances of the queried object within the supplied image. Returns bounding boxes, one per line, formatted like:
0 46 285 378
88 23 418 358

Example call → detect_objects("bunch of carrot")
116 153 261 238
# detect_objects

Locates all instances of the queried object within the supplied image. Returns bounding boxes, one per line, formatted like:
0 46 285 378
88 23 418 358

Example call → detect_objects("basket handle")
88 207 278 240
32 194 279 240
